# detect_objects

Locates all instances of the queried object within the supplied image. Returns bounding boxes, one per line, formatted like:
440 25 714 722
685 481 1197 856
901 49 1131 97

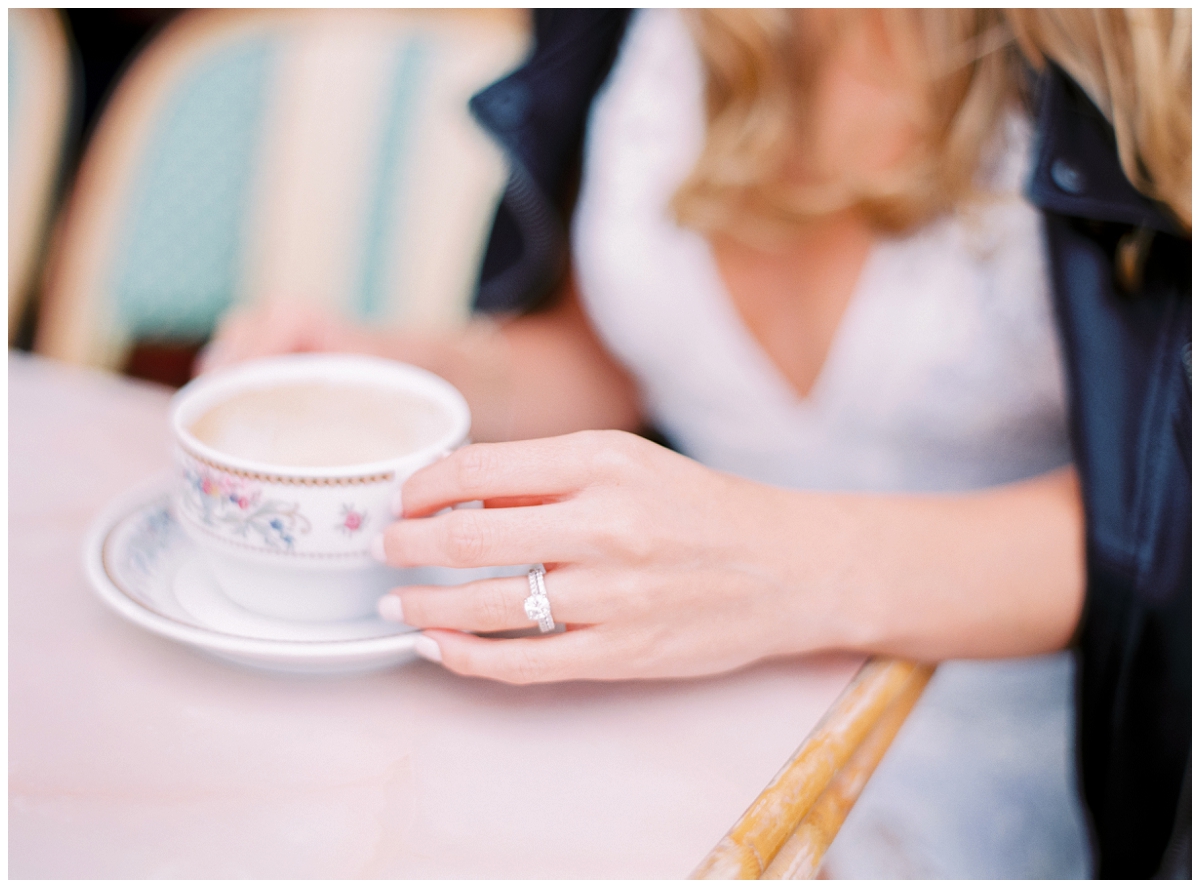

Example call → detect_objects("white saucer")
84 476 522 675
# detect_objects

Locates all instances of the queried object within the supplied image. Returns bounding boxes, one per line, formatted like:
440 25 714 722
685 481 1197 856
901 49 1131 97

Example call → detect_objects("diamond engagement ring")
524 565 555 633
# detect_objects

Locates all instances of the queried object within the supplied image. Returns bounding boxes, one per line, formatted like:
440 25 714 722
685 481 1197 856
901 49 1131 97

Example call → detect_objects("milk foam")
189 382 452 467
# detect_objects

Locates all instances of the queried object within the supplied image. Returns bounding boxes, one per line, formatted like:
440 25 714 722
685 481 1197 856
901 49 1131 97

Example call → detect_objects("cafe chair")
9 8 74 343
36 8 528 382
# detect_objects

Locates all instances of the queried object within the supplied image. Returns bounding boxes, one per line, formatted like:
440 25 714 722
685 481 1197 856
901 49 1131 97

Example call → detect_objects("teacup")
169 353 471 622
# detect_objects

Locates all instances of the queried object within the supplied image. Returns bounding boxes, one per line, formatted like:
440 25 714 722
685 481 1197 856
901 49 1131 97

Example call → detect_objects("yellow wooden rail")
691 658 935 879
761 666 932 878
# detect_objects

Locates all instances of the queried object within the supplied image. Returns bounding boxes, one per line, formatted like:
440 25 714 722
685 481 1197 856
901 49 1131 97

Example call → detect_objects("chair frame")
37 8 528 371
9 8 73 342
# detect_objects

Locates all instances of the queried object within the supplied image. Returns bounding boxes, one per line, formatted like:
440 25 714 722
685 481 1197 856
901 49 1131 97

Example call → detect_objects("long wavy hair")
672 9 1024 243
673 9 1192 243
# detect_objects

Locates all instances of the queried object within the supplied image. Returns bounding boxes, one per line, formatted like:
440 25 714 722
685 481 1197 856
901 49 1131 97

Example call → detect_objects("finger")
202 305 279 371
418 627 608 684
402 431 630 517
385 568 598 632
193 342 222 376
254 301 322 355
196 309 255 374
381 502 583 568
388 575 538 631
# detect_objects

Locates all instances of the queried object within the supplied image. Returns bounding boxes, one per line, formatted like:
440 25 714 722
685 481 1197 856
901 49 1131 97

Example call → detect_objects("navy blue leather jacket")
1027 67 1190 878
469 14 1191 877
470 10 632 312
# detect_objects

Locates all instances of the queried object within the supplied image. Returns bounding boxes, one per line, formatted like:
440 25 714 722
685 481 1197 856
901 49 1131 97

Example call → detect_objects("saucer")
84 476 522 675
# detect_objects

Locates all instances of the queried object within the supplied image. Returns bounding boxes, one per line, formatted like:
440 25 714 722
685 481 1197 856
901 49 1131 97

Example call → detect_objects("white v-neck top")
572 9 1070 493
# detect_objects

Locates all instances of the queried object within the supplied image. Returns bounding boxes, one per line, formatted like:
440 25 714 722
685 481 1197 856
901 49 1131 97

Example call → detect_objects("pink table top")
8 352 862 878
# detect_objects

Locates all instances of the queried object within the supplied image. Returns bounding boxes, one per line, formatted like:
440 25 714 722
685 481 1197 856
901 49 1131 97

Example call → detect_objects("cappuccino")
189 382 454 467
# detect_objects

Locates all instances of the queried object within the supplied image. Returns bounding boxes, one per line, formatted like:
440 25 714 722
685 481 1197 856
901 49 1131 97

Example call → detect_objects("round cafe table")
8 352 865 879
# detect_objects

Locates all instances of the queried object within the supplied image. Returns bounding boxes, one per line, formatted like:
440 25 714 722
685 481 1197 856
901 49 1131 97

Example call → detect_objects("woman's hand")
374 430 848 683
194 297 522 440
196 298 389 375
376 433 1086 684
194 283 643 443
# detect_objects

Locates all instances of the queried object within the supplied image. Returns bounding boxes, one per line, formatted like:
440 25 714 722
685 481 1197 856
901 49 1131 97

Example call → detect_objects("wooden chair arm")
692 657 935 879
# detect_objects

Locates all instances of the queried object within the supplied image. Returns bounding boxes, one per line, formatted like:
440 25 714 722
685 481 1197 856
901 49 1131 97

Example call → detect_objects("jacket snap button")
485 82 531 129
1051 159 1086 194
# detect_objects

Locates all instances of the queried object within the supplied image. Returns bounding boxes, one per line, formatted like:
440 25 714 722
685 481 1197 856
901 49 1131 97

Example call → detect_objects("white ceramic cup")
169 353 471 622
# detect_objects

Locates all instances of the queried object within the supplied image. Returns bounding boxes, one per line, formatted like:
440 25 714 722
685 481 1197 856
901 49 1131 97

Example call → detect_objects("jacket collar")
1027 65 1184 236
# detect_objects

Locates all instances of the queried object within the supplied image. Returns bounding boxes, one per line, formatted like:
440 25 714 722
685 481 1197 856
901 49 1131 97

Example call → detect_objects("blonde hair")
1005 8 1191 231
673 9 1023 243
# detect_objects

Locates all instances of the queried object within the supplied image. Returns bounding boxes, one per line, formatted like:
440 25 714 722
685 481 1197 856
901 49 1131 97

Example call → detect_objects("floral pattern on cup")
337 505 369 536
180 466 312 551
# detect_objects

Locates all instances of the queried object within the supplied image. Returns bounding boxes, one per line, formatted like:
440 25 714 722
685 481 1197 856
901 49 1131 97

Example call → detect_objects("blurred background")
10 8 529 385
11 10 177 351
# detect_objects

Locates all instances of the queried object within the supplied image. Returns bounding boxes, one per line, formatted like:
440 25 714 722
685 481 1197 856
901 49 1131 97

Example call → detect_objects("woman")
201 9 1189 878
206 5 1078 677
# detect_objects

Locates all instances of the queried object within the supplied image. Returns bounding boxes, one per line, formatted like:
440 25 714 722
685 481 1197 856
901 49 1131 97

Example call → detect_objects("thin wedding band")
524 565 555 633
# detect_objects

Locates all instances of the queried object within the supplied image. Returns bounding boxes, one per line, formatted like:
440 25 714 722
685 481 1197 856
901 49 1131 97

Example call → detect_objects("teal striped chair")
9 8 73 342
38 9 529 377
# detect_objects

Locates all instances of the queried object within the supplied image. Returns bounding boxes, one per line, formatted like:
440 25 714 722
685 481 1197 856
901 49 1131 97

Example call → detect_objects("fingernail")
377 594 404 623
197 341 225 371
414 635 442 663
390 487 404 517
369 533 388 563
